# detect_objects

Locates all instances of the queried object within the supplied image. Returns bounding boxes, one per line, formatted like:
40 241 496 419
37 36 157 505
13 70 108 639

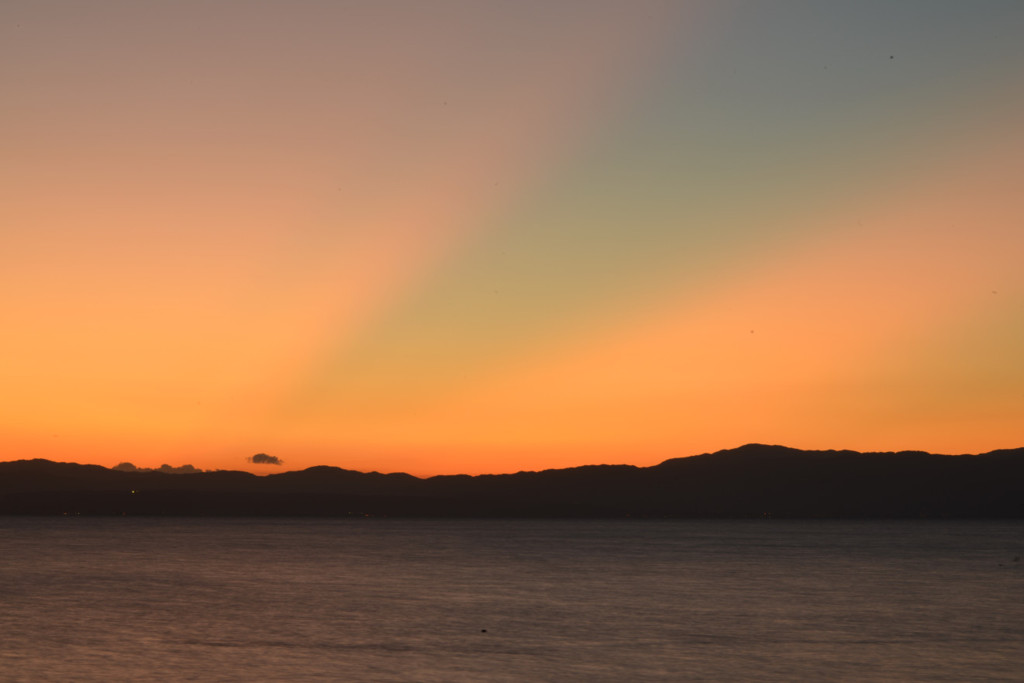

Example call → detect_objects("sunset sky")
3 1 1023 475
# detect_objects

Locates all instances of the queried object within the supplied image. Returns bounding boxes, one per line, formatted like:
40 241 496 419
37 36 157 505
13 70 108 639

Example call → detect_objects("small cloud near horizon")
249 453 283 466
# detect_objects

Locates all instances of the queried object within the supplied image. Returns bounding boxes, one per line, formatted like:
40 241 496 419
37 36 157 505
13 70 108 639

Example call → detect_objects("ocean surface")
0 518 1021 682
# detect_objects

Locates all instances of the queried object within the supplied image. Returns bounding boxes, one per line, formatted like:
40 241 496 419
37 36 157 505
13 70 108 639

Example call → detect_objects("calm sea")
0 518 1021 681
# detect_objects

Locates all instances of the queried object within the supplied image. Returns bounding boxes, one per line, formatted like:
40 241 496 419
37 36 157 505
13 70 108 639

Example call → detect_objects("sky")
3 0 1023 476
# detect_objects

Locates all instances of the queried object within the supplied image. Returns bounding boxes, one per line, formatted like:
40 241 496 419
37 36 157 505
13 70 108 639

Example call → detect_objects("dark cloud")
249 453 283 466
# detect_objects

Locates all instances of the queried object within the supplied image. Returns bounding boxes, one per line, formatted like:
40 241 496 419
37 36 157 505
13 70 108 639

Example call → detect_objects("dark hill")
1 444 1022 517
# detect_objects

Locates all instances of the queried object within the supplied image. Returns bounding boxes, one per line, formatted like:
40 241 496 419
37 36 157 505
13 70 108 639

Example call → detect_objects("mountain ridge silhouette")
1 444 1022 517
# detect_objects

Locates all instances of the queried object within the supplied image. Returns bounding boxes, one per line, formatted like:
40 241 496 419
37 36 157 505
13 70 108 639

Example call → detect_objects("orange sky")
2 1 1022 475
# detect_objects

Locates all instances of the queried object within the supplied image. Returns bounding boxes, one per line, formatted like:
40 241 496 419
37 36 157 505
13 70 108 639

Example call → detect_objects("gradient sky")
3 1 1023 475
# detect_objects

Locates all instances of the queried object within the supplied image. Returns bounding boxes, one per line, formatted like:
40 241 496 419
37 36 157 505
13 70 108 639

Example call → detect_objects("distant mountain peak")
717 443 800 456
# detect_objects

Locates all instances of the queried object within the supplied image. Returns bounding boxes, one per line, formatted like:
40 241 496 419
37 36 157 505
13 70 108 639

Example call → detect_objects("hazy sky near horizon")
4 1 1023 475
